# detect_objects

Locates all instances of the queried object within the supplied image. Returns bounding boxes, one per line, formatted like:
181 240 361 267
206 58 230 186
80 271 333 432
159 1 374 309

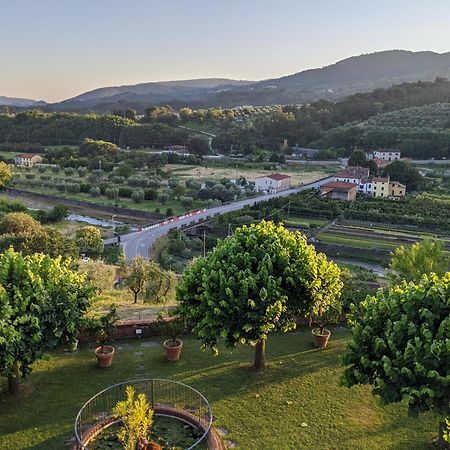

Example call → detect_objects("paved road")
106 176 334 260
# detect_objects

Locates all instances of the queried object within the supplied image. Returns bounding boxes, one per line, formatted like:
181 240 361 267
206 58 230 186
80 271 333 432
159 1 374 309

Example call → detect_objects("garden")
0 222 448 449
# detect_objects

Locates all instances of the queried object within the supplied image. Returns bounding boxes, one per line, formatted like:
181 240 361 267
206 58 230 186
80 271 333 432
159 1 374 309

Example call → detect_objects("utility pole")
203 229 206 257
112 215 116 245
228 223 232 237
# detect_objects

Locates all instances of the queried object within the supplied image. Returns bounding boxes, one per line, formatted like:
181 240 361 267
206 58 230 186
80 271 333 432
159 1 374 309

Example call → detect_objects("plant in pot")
113 385 162 450
156 314 186 361
308 293 342 349
92 305 119 368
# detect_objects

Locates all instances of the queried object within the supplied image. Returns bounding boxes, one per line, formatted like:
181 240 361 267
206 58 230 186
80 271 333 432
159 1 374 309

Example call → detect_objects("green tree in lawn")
75 225 104 258
0 249 94 394
388 239 450 286
122 256 151 304
342 273 450 446
176 221 342 371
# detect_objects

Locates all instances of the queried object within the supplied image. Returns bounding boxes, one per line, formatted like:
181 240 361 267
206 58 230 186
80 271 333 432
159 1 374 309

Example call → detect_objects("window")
381 186 384 191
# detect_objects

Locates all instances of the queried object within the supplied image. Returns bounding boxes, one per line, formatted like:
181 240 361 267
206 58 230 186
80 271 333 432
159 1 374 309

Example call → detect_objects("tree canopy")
75 225 104 259
0 249 94 393
388 239 450 286
176 221 342 370
342 272 450 443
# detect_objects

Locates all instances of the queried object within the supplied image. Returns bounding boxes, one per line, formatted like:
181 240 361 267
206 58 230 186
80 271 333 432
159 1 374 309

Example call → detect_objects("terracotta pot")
95 345 115 368
163 339 182 361
67 339 78 352
312 328 331 349
146 442 163 450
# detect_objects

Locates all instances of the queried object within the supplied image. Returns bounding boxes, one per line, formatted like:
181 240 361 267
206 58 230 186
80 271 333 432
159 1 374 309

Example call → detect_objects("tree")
131 189 145 203
105 187 119 200
348 149 368 167
388 239 450 286
0 249 94 393
0 212 42 235
79 138 118 157
342 273 450 445
180 196 193 209
75 226 104 258
176 221 342 371
157 192 169 205
188 136 209 156
0 161 12 187
122 257 151 304
115 164 134 178
383 159 422 190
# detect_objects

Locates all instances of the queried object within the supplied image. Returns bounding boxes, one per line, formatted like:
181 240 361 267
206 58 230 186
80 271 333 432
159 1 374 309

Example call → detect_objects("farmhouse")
335 166 370 185
388 180 406 198
373 149 401 162
167 145 188 153
320 181 358 201
14 153 43 167
255 173 291 193
372 177 390 198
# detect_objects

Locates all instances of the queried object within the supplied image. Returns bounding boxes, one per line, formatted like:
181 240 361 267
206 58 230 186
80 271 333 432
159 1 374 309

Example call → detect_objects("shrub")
64 167 75 176
105 188 119 200
131 189 145 203
89 186 101 197
77 167 87 177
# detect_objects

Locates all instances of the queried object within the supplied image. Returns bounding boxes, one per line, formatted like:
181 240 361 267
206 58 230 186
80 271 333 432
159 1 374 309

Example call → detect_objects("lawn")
0 330 436 450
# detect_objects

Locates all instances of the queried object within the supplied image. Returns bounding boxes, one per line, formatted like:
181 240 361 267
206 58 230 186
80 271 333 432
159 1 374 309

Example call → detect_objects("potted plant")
156 314 186 361
113 386 162 450
92 305 119 368
308 294 342 349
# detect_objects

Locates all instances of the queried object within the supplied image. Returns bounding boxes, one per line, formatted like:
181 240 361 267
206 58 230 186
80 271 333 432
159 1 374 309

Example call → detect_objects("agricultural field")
316 222 450 265
361 102 450 129
168 162 330 186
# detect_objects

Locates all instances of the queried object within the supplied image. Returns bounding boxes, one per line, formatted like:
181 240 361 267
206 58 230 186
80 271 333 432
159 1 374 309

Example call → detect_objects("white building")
14 153 43 167
255 174 291 193
373 150 401 162
335 167 370 193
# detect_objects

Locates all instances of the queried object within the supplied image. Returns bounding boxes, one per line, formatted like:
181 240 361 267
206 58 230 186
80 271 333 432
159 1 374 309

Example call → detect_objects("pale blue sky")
1 0 450 102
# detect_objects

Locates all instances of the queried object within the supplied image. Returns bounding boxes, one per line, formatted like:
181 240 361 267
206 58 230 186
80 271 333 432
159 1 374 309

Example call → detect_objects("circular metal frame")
74 378 213 450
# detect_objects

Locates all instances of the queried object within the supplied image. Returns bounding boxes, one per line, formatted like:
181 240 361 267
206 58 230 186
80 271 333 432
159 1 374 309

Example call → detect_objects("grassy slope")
0 331 436 450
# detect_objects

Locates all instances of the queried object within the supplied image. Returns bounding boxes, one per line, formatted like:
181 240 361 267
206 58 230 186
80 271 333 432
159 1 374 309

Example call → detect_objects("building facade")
320 181 358 201
372 177 390 198
14 153 43 166
255 174 291 193
388 180 406 198
373 150 401 162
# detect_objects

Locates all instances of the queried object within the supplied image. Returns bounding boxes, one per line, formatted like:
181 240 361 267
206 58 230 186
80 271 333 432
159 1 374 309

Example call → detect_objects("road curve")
105 176 334 260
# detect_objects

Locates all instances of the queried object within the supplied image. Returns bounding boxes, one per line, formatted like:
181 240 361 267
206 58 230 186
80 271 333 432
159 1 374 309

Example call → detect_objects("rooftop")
257 173 291 181
15 153 39 158
321 181 358 191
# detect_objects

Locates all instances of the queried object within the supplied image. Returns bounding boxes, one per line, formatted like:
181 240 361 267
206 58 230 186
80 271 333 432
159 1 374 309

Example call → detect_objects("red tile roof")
373 177 390 182
321 181 358 191
15 153 39 158
257 173 291 181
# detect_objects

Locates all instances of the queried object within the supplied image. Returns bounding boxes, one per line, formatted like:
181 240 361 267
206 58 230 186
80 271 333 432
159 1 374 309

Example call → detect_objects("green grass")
0 331 436 450
284 216 327 227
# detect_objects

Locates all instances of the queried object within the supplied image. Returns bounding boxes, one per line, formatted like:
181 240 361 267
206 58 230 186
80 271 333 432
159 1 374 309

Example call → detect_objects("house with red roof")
14 153 42 167
255 173 291 193
320 181 358 201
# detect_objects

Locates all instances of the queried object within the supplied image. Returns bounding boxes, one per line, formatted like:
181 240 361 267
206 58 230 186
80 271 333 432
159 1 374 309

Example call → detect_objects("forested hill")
2 78 450 159
11 49 448 112
213 78 450 159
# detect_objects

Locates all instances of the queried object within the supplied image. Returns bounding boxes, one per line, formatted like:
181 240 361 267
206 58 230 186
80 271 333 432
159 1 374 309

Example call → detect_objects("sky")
1 0 450 102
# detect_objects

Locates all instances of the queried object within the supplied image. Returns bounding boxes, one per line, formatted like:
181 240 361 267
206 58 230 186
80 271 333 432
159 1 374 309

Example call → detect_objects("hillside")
0 96 47 108
359 102 450 129
43 50 450 112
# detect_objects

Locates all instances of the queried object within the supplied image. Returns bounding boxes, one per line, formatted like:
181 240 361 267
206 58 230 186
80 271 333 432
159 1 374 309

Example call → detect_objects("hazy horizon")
1 0 450 102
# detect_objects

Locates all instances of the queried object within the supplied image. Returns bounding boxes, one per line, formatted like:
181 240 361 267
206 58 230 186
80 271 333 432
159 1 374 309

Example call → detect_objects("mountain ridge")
3 50 450 110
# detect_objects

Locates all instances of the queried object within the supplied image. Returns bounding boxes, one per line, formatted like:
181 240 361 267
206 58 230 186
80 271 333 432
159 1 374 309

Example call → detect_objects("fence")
74 378 215 450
